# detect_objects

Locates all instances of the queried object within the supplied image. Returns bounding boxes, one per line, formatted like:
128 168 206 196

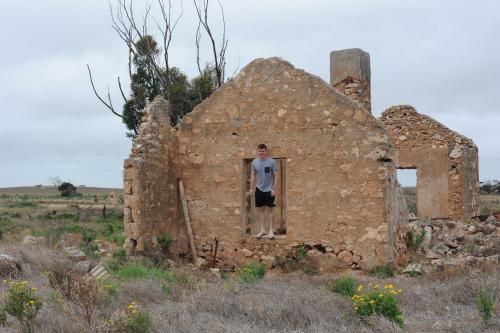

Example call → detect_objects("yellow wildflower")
356 285 364 292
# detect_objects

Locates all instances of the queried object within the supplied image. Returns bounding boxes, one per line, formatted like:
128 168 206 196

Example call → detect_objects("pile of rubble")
407 215 500 273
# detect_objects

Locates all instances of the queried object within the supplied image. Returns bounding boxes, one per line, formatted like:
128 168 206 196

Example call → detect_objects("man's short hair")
257 144 267 150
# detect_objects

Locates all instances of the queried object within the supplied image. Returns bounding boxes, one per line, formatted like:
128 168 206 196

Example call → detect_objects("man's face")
257 148 267 159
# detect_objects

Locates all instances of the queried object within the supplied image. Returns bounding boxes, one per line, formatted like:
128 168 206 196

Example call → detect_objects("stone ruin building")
123 48 480 270
380 106 479 222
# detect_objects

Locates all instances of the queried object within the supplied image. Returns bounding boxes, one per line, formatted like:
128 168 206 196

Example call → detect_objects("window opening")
397 168 417 217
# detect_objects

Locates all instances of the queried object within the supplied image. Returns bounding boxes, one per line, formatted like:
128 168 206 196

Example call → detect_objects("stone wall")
123 98 173 253
172 58 406 269
379 105 480 222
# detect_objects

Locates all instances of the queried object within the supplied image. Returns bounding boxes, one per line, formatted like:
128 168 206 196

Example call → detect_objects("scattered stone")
65 247 87 261
446 221 457 228
403 263 422 275
486 215 497 223
307 249 322 256
22 235 46 246
444 239 458 249
73 260 95 274
0 253 22 277
467 225 477 233
240 248 254 257
209 267 220 277
89 264 109 279
426 251 440 259
195 258 207 268
260 255 276 269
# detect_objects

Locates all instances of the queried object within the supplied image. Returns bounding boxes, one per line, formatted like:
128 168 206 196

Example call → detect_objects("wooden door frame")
241 158 287 237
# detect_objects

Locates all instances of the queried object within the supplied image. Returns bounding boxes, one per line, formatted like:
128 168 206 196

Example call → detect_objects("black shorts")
255 188 275 207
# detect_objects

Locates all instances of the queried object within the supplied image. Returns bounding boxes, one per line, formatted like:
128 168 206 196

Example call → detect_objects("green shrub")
9 200 37 208
330 276 356 297
112 263 176 281
81 230 96 244
237 262 265 283
157 234 173 253
161 284 172 295
112 234 126 245
406 229 426 251
65 223 86 233
352 283 404 327
0 280 42 333
295 245 308 260
370 264 397 278
112 248 127 259
105 302 152 333
476 286 495 324
303 265 319 276
102 282 119 297
106 258 122 272
275 246 309 272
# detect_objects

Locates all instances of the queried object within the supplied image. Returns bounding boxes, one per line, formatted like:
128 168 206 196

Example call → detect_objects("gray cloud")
0 0 499 187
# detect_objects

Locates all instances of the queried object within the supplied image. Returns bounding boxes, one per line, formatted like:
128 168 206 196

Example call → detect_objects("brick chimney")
330 48 371 113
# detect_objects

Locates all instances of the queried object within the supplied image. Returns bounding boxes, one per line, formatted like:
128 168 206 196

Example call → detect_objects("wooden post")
178 179 200 266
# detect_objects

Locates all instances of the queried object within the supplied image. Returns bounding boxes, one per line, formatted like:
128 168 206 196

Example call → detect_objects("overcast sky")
0 0 499 188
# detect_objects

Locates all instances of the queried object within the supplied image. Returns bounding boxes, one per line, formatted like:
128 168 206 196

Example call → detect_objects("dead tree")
87 0 229 133
193 0 228 87
87 0 182 121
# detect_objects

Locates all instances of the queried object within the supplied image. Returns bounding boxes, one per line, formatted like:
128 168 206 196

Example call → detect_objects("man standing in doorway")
247 144 278 239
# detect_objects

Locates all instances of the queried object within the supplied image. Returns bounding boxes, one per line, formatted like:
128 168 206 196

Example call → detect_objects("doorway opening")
397 168 417 217
242 158 287 237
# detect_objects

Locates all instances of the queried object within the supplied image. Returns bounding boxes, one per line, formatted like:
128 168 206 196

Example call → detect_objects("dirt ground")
0 188 498 332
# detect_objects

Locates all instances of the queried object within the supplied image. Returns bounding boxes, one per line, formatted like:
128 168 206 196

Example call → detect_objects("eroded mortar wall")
380 105 480 222
123 98 173 253
173 58 405 269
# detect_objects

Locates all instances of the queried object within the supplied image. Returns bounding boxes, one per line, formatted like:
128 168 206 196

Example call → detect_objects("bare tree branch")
193 0 228 87
87 64 123 119
117 77 128 103
195 21 203 76
111 0 168 91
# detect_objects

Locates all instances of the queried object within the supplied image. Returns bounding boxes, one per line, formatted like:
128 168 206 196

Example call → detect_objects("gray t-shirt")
252 158 277 192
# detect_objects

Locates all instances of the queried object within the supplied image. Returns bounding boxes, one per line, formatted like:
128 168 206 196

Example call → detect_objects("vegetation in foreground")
0 243 498 332
0 189 499 332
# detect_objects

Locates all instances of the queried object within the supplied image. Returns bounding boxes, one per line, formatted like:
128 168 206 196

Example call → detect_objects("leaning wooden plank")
178 179 202 266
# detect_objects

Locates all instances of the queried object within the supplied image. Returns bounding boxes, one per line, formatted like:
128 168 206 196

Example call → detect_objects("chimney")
330 48 371 113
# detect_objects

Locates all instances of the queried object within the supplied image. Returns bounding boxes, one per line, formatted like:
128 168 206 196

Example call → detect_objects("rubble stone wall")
380 105 480 222
173 58 406 269
123 98 173 253
330 49 371 113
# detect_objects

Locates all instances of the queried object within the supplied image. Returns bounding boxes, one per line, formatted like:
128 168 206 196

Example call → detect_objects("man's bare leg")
256 207 265 238
268 207 275 239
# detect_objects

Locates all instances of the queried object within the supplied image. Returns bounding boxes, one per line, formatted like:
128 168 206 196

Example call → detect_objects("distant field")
0 186 122 196
400 187 500 216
